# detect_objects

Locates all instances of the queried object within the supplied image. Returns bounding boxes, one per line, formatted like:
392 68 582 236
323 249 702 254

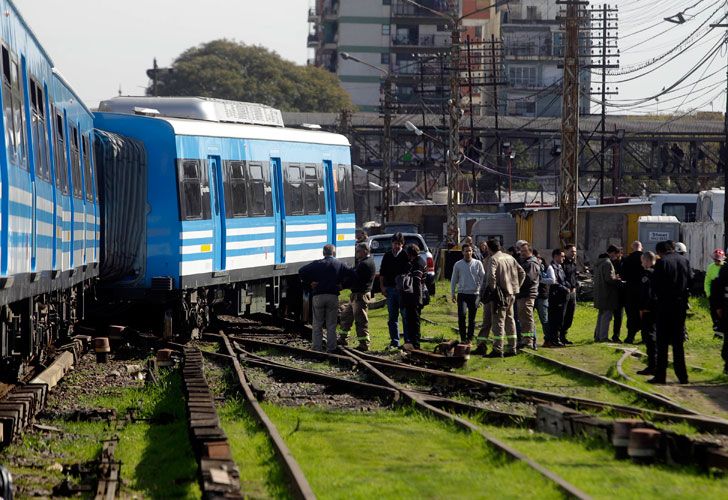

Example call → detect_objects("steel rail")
341 347 592 500
219 333 316 500
521 350 693 414
348 349 728 435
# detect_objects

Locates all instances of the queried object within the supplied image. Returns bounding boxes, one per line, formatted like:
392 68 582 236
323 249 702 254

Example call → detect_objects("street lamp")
340 52 394 225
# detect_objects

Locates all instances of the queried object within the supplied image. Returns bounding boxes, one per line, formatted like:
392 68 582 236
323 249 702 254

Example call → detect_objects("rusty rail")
219 334 316 500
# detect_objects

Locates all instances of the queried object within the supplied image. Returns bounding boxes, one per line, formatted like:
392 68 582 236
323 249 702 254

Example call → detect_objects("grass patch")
1 370 200 499
219 399 291 498
262 404 563 499
482 425 728 499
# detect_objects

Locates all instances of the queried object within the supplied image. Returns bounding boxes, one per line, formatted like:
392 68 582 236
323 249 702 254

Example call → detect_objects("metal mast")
557 1 586 247
446 0 462 243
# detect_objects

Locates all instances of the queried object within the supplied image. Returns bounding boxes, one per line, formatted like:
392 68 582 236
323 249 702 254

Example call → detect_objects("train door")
269 157 285 264
207 155 225 271
323 160 337 245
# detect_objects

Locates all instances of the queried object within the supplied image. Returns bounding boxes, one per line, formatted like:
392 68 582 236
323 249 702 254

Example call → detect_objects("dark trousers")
547 297 566 343
404 304 421 349
710 301 722 331
457 293 479 343
655 308 688 383
641 312 656 371
722 327 728 369
560 291 576 341
625 289 642 341
612 304 624 340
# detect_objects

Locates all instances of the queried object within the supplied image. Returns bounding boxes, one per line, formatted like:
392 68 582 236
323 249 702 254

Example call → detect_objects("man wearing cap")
705 248 725 335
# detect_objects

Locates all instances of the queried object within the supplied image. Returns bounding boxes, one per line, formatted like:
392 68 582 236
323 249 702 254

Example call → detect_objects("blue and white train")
0 0 100 373
94 97 355 336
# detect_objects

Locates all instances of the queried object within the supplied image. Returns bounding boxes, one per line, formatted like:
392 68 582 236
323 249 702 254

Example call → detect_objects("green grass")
218 399 291 499
262 404 563 499
364 286 728 417
482 425 728 500
0 370 200 499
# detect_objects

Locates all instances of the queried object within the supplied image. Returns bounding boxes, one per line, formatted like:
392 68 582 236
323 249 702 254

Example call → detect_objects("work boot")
337 335 349 347
356 343 369 352
473 343 488 356
636 368 654 376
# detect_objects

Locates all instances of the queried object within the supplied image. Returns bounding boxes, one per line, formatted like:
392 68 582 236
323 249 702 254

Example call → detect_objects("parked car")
367 233 436 295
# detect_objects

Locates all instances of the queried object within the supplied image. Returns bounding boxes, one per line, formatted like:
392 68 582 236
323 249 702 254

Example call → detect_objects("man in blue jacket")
299 244 347 352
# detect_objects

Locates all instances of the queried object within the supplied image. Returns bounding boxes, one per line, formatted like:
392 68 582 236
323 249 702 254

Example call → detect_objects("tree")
149 39 353 112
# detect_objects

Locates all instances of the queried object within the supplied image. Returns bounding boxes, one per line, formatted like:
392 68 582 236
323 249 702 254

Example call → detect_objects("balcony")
391 33 450 49
308 8 318 22
391 0 449 20
307 33 320 48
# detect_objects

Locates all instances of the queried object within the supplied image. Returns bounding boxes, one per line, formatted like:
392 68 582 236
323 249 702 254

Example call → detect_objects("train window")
70 127 83 199
304 165 322 215
285 164 305 215
29 79 50 181
223 160 248 218
54 111 69 195
178 160 203 220
82 135 94 202
247 162 271 216
335 164 353 213
11 59 26 169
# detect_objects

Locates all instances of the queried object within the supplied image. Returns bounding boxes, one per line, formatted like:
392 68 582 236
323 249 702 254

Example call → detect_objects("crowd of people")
298 231 728 383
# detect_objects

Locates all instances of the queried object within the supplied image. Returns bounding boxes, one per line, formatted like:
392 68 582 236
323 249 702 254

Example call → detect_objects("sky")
11 0 728 116
13 0 311 107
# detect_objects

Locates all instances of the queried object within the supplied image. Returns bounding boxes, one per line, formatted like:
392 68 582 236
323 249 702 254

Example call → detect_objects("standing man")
593 245 622 343
705 248 725 336
484 239 525 357
298 244 347 353
651 241 690 384
379 232 410 350
611 247 626 343
710 257 728 375
338 243 376 351
401 244 426 350
533 249 552 341
451 243 485 345
516 243 540 350
621 241 644 344
544 249 571 347
475 243 494 355
463 236 483 261
637 251 658 376
560 244 579 345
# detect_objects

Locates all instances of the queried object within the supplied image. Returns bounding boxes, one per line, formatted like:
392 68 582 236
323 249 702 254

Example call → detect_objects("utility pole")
382 75 393 225
710 19 728 250
446 0 462 243
491 34 502 203
557 0 587 248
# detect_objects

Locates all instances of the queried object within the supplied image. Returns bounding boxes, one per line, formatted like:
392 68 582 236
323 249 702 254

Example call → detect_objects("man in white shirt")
451 243 485 344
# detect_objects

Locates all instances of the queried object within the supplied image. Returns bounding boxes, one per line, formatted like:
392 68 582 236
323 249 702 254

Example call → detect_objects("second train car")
94 96 355 336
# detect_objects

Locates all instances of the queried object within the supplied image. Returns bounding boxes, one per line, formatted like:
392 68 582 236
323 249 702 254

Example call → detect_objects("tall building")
499 0 590 117
308 0 498 113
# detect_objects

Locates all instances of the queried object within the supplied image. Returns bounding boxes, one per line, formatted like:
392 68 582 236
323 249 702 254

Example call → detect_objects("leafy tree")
149 39 353 112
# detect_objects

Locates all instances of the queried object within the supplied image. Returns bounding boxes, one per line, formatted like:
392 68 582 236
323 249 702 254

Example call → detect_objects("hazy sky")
14 0 311 107
11 0 728 116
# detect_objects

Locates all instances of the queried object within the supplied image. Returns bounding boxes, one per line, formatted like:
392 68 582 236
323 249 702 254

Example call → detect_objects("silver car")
367 233 435 294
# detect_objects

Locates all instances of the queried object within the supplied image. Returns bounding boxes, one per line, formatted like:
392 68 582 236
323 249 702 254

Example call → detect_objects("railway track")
195 328 590 498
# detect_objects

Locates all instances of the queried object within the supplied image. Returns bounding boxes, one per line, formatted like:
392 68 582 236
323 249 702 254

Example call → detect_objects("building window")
381 53 390 65
382 24 390 36
527 6 539 20
515 101 536 116
508 66 537 87
383 0 391 5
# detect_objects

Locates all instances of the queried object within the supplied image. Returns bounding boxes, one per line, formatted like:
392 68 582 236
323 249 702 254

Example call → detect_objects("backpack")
395 273 414 294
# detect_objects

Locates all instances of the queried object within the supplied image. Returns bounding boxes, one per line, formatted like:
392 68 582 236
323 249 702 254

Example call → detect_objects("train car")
0 0 99 374
94 96 355 336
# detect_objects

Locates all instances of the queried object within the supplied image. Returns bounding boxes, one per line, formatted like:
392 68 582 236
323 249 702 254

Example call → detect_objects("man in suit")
650 240 690 384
